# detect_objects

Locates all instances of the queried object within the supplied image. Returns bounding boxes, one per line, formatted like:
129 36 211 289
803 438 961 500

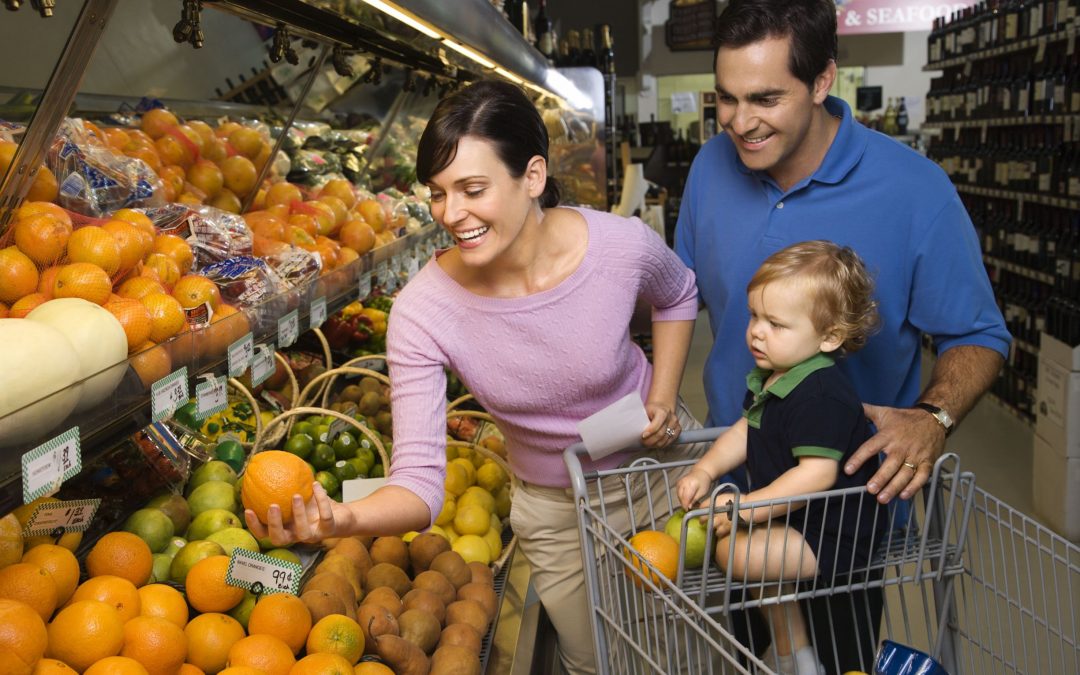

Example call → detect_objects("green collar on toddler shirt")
743 352 836 428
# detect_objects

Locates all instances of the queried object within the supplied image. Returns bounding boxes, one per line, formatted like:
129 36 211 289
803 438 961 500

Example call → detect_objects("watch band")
914 402 954 436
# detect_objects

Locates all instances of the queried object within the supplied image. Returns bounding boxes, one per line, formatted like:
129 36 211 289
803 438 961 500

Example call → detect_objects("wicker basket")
250 405 390 471
252 351 301 450
447 436 517 574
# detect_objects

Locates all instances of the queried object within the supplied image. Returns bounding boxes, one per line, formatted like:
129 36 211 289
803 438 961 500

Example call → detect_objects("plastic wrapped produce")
133 203 253 268
46 119 164 216
200 256 285 308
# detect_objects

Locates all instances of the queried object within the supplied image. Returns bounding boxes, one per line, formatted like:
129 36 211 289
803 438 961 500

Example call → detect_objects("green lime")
290 421 314 439
213 440 246 472
265 548 301 565
312 424 331 443
346 456 371 478
330 489 343 502
283 434 314 460
370 463 385 478
311 443 336 470
314 470 340 495
331 460 358 483
332 432 358 460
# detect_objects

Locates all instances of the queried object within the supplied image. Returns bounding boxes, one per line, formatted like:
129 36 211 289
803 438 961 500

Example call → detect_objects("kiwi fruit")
467 561 494 587
375 411 393 435
340 384 363 403
304 572 357 617
446 599 489 636
357 602 399 655
408 532 451 574
365 562 412 597
398 608 442 654
439 622 482 654
412 570 457 608
429 551 471 590
456 582 498 624
358 376 382 394
358 391 382 416
301 589 348 623
403 587 446 624
361 586 404 618
372 633 430 675
370 536 410 571
430 644 482 675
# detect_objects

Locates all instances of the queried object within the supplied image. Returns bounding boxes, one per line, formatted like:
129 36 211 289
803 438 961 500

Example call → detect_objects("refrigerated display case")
0 2 605 671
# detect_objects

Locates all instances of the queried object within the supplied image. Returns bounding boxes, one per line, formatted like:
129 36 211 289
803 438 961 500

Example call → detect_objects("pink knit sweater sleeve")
384 287 449 526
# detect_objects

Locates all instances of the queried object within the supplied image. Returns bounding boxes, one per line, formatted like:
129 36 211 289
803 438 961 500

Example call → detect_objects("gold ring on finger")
903 461 917 471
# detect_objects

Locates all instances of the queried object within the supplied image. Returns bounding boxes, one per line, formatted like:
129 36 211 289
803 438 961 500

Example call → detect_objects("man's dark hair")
715 0 838 90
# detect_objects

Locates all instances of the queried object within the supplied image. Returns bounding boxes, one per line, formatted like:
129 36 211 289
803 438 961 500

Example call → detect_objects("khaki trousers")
509 404 709 675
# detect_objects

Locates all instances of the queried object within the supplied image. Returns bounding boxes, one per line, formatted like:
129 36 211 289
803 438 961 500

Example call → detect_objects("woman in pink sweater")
246 80 701 674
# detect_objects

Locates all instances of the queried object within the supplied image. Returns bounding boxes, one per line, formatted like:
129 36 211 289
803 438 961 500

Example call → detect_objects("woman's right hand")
675 468 711 510
244 482 341 547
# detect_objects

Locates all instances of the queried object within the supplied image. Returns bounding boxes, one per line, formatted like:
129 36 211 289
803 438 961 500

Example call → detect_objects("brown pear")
429 551 470 590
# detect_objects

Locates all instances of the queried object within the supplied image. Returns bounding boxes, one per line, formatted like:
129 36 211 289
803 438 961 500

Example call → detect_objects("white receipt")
342 477 388 503
577 393 651 460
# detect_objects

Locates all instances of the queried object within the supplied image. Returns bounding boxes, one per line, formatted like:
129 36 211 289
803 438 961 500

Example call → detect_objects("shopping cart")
564 428 1080 675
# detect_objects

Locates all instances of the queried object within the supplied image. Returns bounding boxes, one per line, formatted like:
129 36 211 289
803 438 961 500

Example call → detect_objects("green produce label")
196 375 228 420
226 548 302 596
152 367 189 423
21 427 81 503
23 498 100 537
310 296 327 330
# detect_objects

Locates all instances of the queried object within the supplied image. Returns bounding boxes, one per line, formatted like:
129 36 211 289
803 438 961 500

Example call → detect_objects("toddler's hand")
675 467 710 510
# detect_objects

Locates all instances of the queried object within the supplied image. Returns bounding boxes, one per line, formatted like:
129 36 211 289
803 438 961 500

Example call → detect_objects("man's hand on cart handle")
641 401 680 448
244 482 340 547
845 403 944 504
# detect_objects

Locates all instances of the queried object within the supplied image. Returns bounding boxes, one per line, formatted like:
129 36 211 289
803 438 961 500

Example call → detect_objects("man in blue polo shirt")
675 1 1010 672
676 0 1009 504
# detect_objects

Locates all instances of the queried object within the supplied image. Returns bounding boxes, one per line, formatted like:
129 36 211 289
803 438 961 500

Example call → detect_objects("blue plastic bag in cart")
874 640 949 675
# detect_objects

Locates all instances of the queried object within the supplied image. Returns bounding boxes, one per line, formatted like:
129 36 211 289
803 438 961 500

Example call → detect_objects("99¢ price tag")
225 548 302 596
278 310 299 349
21 427 81 503
196 374 228 420
152 367 189 423
228 332 254 377
358 272 372 300
23 498 100 537
251 344 275 387
310 296 327 330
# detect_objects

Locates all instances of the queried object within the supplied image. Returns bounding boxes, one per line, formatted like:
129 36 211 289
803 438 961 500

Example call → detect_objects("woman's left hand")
642 401 680 447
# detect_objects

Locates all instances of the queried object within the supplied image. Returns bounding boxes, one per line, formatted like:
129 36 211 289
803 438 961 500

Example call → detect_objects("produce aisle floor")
515 314 1042 675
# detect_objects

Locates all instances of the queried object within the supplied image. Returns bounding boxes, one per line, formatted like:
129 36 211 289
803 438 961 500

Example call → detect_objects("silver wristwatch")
914 402 954 437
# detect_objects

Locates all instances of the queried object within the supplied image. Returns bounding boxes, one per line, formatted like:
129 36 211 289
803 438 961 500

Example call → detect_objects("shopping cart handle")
563 427 724 501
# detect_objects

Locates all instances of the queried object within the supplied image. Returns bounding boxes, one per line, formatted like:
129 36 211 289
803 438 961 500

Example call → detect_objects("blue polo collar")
733 95 866 187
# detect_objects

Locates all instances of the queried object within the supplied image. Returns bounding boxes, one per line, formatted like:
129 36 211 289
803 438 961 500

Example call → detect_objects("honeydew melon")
26 298 128 413
0 318 81 446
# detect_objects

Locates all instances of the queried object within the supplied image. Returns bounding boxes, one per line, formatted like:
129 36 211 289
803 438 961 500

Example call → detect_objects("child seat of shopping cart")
564 427 1080 675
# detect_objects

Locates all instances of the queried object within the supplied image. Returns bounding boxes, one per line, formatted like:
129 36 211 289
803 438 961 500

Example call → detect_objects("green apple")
663 508 708 568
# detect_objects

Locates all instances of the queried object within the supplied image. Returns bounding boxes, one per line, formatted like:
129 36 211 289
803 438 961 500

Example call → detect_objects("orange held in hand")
241 451 316 525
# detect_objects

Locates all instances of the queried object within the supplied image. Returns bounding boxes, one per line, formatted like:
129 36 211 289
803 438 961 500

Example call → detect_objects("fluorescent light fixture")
543 69 592 111
493 67 523 84
361 0 441 38
442 39 496 69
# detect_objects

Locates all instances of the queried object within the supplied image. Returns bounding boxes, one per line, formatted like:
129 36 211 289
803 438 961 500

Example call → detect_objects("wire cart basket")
564 428 1080 675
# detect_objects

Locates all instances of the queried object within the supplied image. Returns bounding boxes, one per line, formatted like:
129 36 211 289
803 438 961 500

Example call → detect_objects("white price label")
278 310 299 349
228 332 254 377
375 260 389 285
23 498 100 537
310 296 327 330
358 272 372 300
406 255 420 280
152 367 189 423
196 375 228 420
21 427 80 503
226 548 302 596
251 344 275 387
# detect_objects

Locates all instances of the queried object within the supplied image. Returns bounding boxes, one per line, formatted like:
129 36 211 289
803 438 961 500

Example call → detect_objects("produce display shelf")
0 223 440 515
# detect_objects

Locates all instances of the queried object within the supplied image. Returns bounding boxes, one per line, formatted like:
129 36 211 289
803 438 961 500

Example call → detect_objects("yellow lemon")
457 486 495 514
452 535 492 565
450 458 477 488
444 463 469 498
476 462 508 493
453 505 491 536
434 498 457 527
482 528 503 559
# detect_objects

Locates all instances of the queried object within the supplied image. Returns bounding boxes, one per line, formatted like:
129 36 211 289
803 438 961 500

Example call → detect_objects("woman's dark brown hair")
416 79 560 208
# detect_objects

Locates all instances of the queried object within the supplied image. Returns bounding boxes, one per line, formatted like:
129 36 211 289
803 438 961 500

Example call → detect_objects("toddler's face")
745 279 837 373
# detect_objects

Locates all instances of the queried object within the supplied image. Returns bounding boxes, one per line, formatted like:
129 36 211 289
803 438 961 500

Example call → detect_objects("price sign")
351 358 384 372
406 254 420 280
21 427 80 503
228 332 254 377
196 374 228 420
278 310 299 349
152 367 189 423
23 498 100 537
310 296 327 330
225 548 302 596
375 260 390 286
358 272 372 300
251 343 275 387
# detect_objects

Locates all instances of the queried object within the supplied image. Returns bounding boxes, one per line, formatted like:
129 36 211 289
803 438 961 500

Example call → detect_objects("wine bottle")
534 0 555 62
897 97 909 135
598 24 615 75
566 30 582 67
580 28 596 68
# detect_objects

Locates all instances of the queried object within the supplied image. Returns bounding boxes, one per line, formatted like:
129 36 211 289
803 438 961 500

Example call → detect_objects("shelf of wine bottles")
922 114 1077 129
925 1 1077 71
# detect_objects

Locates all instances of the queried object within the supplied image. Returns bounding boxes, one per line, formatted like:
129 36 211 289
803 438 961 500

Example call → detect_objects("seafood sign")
836 0 976 35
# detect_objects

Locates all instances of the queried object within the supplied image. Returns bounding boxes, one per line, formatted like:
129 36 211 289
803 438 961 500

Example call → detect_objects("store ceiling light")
493 67 523 84
442 39 495 69
361 0 441 38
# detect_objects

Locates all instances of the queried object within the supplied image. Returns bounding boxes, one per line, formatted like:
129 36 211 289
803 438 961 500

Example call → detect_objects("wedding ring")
903 461 918 471
664 427 676 437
